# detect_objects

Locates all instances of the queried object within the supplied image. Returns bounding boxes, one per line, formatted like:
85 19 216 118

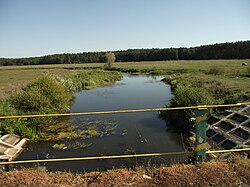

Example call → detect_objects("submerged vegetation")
48 119 117 149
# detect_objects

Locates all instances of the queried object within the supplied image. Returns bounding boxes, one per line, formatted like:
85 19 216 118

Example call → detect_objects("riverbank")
0 157 249 186
0 70 122 141
159 72 250 132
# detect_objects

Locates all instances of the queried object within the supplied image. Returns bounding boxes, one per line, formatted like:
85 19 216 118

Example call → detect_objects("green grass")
1 59 249 99
113 59 250 75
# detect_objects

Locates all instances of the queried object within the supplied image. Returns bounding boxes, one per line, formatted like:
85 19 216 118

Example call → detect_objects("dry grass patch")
0 157 249 187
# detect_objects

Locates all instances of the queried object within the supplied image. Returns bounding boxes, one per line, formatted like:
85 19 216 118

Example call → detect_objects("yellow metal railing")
0 102 249 119
0 102 249 165
0 148 250 165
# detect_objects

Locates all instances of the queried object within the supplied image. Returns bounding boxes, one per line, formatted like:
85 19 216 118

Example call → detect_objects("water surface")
18 74 186 172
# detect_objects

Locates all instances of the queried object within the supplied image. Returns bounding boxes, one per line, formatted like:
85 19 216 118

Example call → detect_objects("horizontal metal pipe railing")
0 102 249 119
0 102 249 166
0 148 249 165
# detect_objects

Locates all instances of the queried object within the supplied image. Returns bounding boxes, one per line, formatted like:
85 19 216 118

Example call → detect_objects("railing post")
195 107 207 163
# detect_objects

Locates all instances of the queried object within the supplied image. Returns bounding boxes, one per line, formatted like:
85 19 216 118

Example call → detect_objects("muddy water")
18 74 187 172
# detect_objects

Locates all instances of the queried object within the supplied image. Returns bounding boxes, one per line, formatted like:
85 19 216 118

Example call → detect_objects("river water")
17 74 187 172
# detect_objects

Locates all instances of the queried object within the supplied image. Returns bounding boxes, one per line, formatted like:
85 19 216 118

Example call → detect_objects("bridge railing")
0 102 249 167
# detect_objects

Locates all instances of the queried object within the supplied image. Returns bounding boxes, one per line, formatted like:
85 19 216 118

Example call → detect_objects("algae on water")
49 118 118 149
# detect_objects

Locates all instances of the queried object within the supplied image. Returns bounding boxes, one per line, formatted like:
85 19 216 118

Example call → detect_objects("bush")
0 76 71 140
208 65 224 75
104 52 116 69
170 83 215 107
11 76 72 114
0 100 39 140
162 74 224 132
202 80 230 101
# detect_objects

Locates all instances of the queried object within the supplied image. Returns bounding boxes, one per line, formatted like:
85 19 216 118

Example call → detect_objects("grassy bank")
0 157 249 186
160 72 249 132
0 70 121 140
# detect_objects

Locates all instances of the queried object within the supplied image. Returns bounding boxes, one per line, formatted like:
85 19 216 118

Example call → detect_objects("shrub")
11 76 72 114
203 80 230 101
170 83 215 107
104 52 116 69
0 100 39 140
208 65 224 75
224 92 248 104
0 76 71 140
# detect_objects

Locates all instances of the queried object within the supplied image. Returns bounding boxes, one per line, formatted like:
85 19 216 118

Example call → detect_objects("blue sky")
0 0 249 58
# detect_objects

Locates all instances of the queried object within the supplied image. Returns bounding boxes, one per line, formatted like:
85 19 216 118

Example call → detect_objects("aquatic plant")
52 144 67 150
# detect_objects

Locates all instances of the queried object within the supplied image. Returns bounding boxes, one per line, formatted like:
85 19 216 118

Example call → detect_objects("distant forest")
1 41 250 66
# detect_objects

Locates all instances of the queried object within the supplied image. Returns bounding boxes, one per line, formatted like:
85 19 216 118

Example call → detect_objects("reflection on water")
18 74 187 172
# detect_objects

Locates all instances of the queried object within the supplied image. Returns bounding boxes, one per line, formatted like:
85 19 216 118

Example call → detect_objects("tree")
105 52 116 69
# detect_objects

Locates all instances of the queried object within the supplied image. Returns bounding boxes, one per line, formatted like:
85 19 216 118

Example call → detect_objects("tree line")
0 41 249 66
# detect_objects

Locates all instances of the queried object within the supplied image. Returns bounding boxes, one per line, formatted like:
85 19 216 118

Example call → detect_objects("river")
17 74 187 172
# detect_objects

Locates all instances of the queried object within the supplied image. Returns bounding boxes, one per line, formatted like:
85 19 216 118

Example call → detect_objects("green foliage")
207 65 225 75
0 99 17 116
164 74 241 106
104 52 116 69
0 75 72 140
148 70 166 75
1 41 250 66
224 92 249 104
0 100 39 140
52 143 66 150
11 76 72 114
170 83 215 107
71 70 121 90
162 72 249 131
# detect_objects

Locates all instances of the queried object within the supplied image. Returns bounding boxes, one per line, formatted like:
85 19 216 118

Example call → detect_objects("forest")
0 40 249 66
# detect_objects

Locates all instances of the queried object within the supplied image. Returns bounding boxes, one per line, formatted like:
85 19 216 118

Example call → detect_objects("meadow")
0 59 249 99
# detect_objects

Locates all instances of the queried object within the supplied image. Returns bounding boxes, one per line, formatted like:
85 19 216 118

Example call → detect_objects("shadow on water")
17 74 188 172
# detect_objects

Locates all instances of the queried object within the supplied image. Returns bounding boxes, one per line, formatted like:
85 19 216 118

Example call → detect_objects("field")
0 59 250 100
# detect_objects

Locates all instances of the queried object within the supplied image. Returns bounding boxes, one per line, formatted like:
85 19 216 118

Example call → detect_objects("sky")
0 0 249 58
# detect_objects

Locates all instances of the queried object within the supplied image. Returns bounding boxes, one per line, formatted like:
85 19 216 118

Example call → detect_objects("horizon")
0 40 249 59
0 0 249 58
